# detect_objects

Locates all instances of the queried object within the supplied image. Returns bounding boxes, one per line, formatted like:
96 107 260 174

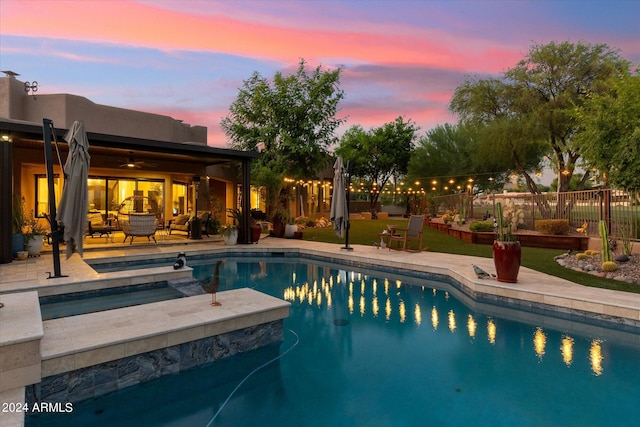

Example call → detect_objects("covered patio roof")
0 117 258 165
0 118 259 263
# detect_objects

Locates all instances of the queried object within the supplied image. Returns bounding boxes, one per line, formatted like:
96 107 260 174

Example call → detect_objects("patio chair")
86 212 112 238
120 213 158 245
388 215 427 251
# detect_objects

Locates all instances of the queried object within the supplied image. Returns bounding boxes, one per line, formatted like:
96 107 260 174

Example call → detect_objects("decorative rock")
584 264 595 271
614 254 630 262
555 252 639 284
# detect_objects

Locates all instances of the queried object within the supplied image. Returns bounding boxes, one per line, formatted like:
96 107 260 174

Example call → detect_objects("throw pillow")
175 214 189 226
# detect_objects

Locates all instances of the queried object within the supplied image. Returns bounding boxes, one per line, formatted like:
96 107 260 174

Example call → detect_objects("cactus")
598 220 612 263
576 253 589 260
496 202 504 241
602 261 618 272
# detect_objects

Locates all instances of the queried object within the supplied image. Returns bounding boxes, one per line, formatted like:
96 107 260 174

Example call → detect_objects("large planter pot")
284 224 298 238
12 233 25 258
223 229 238 245
26 235 44 256
493 240 521 283
251 226 261 243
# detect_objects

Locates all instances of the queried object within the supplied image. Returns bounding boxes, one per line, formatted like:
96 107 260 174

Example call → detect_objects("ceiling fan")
119 151 147 169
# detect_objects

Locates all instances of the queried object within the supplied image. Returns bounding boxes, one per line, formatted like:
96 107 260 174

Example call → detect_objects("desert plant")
23 215 49 244
534 219 570 235
620 226 634 256
219 223 237 237
495 202 519 241
206 216 220 235
602 261 618 272
469 221 495 232
226 208 244 225
599 220 613 263
12 194 26 234
576 253 589 260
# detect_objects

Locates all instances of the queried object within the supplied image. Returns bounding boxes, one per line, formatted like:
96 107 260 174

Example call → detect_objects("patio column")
0 134 12 264
240 158 251 244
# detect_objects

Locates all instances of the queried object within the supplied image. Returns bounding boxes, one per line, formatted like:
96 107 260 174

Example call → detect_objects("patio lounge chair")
388 215 427 251
121 213 158 245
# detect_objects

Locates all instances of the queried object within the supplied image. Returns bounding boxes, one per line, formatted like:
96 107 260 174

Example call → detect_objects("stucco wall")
1 76 206 144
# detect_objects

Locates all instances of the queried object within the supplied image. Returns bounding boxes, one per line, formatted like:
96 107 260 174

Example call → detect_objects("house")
0 72 258 263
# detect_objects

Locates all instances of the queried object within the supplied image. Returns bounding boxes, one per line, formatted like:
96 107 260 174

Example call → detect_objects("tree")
451 41 630 195
408 123 510 194
221 59 345 214
574 73 640 189
336 117 418 209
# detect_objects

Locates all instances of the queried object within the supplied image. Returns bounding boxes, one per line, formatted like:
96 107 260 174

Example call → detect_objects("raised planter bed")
436 223 451 233
431 221 588 251
515 233 589 251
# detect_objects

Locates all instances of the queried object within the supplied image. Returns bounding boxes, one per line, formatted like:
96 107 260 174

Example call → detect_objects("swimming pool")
28 257 640 426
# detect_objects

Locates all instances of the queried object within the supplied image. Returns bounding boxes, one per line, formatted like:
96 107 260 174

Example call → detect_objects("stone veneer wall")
26 320 283 405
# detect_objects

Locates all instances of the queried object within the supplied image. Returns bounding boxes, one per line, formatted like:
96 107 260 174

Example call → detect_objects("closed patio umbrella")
330 156 348 238
57 121 90 258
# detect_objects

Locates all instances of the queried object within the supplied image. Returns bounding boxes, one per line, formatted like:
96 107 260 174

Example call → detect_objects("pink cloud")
2 0 520 74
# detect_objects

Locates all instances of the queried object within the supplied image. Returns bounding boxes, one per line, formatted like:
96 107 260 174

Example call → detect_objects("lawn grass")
301 219 640 294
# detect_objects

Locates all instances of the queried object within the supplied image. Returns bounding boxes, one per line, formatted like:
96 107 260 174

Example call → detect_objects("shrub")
534 219 570 235
469 221 495 232
576 253 589 260
602 261 618 272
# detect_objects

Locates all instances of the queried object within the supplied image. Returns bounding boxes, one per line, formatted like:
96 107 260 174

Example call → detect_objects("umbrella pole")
42 119 67 279
342 161 353 252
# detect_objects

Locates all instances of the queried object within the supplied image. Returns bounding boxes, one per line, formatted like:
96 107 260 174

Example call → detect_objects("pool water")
39 283 185 320
28 257 640 426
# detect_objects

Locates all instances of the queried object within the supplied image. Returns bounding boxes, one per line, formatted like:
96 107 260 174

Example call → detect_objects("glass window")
88 178 106 213
172 182 188 216
35 174 61 217
36 175 165 220
138 180 164 221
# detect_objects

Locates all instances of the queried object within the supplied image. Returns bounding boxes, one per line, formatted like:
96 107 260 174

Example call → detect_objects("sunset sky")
1 0 639 149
